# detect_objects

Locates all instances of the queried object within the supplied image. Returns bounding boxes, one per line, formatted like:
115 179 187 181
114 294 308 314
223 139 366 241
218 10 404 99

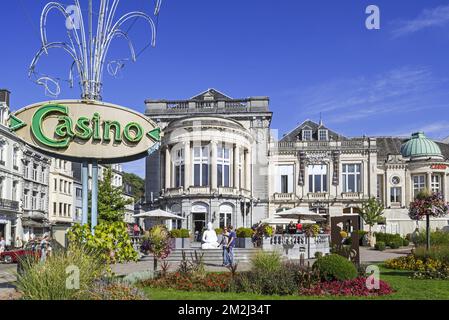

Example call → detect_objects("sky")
2 0 449 178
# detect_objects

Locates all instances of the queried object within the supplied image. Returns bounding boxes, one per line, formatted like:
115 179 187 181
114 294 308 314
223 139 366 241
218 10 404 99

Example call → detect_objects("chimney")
0 89 11 107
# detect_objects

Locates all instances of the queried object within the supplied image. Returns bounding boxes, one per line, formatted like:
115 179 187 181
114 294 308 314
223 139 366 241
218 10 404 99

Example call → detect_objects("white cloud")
392 5 449 37
281 65 449 126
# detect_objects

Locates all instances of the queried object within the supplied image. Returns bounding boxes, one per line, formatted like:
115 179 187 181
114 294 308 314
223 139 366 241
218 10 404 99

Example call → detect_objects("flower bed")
299 277 394 297
143 272 232 292
384 247 449 280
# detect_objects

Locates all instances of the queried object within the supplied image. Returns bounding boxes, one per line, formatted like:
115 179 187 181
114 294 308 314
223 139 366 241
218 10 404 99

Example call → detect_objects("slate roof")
280 120 346 142
376 137 449 161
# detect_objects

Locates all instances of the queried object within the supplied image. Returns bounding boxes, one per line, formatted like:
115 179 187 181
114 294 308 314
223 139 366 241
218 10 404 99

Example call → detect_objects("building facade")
49 158 77 246
144 89 449 236
0 89 23 246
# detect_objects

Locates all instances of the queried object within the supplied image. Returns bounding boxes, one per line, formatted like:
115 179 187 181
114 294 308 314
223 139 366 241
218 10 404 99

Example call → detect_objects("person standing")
226 226 236 266
15 237 23 249
0 237 5 254
220 227 230 266
296 220 303 234
40 234 49 263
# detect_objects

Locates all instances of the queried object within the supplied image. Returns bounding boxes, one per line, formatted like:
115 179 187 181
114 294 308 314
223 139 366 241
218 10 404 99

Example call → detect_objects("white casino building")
144 89 449 236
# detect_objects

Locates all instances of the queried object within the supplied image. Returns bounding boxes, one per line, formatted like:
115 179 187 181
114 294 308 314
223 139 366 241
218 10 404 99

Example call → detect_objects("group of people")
0 237 6 255
219 226 236 267
286 220 304 234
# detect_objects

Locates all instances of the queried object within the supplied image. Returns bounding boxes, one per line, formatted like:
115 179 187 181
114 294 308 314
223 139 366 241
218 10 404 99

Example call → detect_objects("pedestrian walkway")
360 246 410 264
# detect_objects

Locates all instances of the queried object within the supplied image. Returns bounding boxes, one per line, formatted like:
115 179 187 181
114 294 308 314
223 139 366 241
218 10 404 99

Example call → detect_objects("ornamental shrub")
68 222 138 264
402 238 410 247
374 232 404 245
388 240 402 249
312 254 357 281
215 228 223 235
413 230 449 246
375 241 386 251
236 228 254 238
170 229 190 238
250 250 282 273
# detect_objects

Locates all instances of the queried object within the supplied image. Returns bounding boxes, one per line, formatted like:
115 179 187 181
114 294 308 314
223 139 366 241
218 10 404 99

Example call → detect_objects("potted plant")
169 229 191 249
236 227 255 248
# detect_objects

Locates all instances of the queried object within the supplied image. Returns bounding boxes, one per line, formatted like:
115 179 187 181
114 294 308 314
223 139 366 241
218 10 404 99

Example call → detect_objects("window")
59 203 63 216
276 165 294 193
342 164 362 193
32 191 38 210
390 187 401 203
0 142 5 164
54 179 57 191
41 169 45 183
281 175 289 193
76 188 82 199
217 145 231 187
40 194 45 211
391 176 400 185
32 164 38 181
377 175 383 201
53 202 57 216
12 181 18 201
193 146 209 187
0 177 4 198
60 179 63 192
68 182 72 195
431 175 441 193
413 175 426 197
68 204 72 217
302 130 312 141
13 148 18 169
24 162 30 179
308 164 328 193
24 190 30 209
173 148 185 188
318 129 328 141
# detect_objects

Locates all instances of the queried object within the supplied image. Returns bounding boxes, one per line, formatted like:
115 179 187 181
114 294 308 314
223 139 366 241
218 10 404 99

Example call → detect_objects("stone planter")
237 237 253 248
172 238 191 249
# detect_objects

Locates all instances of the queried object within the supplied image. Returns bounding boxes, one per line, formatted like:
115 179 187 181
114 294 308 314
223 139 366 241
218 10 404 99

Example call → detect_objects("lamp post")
29 0 163 233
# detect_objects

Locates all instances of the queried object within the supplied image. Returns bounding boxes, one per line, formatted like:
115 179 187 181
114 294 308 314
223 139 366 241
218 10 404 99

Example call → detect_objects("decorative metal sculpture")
29 0 162 100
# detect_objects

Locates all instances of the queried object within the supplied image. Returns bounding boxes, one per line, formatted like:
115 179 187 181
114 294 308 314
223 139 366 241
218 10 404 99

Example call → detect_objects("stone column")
245 149 252 190
427 172 432 193
234 145 240 189
184 142 191 191
165 146 171 189
211 141 217 190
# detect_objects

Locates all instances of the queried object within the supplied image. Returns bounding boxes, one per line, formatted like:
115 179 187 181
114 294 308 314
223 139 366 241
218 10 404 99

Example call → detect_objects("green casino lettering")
31 104 145 149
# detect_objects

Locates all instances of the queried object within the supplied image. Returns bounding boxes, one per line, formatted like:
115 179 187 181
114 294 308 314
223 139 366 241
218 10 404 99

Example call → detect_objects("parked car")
0 241 41 264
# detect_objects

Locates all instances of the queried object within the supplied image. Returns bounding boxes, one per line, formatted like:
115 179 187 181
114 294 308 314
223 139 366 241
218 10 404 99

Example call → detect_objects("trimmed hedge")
313 254 357 281
375 241 386 251
170 229 190 238
236 228 254 238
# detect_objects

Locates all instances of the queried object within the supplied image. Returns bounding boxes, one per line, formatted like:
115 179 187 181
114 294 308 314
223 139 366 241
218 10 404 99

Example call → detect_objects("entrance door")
193 213 206 241
0 223 5 239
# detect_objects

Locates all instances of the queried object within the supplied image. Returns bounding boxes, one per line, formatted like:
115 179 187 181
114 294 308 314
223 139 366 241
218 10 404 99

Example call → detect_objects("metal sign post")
21 0 163 234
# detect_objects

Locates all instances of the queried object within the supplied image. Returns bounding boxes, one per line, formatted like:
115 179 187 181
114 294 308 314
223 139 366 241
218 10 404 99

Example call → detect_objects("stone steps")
140 248 261 263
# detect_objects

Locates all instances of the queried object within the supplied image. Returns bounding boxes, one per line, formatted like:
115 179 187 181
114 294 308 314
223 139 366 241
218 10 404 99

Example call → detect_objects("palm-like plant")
29 0 162 100
358 197 385 246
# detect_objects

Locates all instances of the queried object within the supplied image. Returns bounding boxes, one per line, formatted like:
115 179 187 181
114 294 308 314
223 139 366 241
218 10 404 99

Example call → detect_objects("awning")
276 207 327 222
133 209 186 220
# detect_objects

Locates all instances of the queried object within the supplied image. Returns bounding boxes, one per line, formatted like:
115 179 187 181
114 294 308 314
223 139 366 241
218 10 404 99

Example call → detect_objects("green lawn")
143 266 449 300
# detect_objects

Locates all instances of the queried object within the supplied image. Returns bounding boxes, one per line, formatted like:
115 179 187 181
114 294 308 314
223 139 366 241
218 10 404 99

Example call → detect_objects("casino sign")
9 100 161 163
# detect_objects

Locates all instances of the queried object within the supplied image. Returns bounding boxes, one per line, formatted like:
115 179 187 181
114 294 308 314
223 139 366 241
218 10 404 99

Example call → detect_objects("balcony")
273 193 295 202
218 186 237 196
188 186 210 195
341 192 363 200
307 193 328 199
0 199 19 211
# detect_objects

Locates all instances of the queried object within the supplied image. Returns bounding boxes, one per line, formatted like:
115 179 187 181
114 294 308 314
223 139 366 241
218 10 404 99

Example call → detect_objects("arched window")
219 204 233 229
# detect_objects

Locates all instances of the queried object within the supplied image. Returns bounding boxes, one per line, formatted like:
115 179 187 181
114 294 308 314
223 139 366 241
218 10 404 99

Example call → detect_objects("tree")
409 189 449 250
98 167 133 223
122 172 145 202
358 197 384 246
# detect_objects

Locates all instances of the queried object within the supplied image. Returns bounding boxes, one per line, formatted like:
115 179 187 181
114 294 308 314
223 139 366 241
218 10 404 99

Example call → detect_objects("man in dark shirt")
226 226 237 266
